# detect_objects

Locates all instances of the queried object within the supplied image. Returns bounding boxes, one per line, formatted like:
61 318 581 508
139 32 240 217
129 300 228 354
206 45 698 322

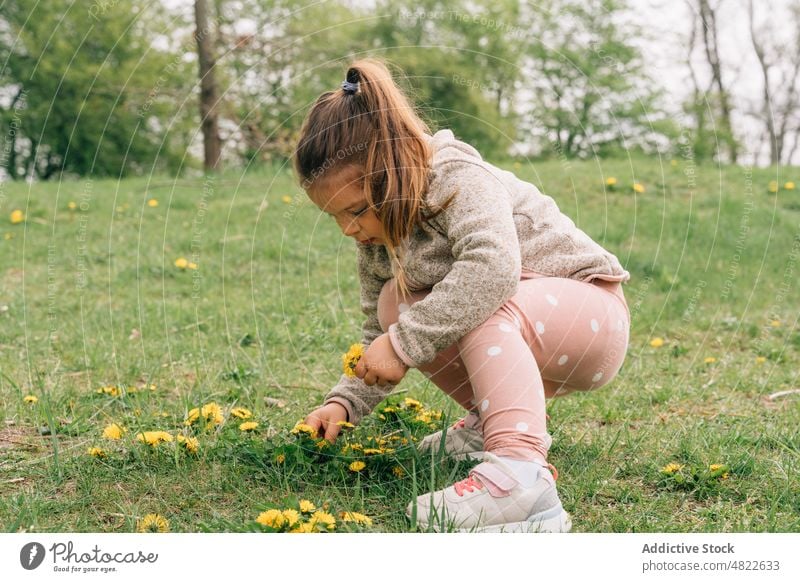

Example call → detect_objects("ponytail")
294 58 454 301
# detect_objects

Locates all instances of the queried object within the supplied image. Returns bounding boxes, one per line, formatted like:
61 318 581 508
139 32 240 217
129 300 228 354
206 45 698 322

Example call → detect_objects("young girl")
294 58 630 533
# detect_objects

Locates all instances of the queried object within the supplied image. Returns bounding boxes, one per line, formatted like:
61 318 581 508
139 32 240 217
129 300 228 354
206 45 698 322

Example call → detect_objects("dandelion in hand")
342 343 364 377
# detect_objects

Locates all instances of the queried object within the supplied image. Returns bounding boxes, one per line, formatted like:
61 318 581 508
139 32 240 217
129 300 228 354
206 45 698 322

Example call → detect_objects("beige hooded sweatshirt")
323 129 630 424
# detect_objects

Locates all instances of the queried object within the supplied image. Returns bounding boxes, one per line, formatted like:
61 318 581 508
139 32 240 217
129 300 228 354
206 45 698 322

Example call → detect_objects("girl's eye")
352 206 368 217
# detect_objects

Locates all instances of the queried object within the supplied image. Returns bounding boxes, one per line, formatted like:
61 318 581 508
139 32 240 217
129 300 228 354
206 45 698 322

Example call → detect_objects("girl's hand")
354 333 409 387
304 402 349 443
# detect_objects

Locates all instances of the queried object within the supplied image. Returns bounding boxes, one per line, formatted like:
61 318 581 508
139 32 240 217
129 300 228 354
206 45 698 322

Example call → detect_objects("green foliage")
0 0 195 178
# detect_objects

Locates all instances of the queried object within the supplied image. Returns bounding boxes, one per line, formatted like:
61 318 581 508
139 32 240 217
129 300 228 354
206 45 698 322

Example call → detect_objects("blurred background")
1 0 798 181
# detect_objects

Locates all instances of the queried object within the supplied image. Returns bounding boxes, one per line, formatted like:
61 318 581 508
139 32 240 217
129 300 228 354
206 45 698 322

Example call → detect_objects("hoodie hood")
423 129 483 168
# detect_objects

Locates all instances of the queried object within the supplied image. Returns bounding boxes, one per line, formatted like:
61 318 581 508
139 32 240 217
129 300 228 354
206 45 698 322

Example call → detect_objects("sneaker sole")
428 504 572 534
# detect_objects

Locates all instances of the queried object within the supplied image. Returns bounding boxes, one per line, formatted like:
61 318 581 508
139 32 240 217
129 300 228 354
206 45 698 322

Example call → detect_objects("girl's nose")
340 218 360 236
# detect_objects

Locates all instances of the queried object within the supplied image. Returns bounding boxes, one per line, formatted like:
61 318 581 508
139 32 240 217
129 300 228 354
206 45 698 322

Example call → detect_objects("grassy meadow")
1 157 798 532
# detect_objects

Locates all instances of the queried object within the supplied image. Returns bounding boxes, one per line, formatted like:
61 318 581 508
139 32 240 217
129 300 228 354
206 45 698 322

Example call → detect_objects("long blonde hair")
293 58 455 300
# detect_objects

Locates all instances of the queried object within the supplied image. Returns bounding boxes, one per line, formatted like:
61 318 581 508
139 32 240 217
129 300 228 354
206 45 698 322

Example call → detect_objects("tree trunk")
697 0 739 163
195 0 221 172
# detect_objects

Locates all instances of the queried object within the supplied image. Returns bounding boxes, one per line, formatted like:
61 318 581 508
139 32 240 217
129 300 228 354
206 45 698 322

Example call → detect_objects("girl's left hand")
355 333 409 387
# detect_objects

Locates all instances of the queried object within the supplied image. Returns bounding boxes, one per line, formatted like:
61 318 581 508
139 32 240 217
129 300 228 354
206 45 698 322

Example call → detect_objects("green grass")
1 157 798 532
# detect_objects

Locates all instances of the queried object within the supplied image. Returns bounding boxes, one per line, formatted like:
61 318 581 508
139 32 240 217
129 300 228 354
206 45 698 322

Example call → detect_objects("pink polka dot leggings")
377 270 630 463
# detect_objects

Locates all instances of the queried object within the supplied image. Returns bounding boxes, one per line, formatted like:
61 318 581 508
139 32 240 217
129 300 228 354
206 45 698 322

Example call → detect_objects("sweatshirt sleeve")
322 243 396 425
387 161 522 368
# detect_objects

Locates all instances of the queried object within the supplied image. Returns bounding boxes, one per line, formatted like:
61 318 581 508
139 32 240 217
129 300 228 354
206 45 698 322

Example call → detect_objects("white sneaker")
406 451 572 533
416 412 484 460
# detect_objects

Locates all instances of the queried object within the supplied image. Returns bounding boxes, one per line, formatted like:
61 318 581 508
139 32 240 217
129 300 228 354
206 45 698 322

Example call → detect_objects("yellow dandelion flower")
349 460 366 472
255 509 285 529
185 402 224 426
770 319 781 327
632 182 646 193
362 448 382 455
23 394 38 404
392 466 405 478
661 462 683 474
291 422 317 437
10 210 24 224
703 357 717 364
135 431 173 447
298 499 316 514
187 261 198 270
768 180 779 193
315 439 329 449
102 423 125 440
709 463 730 479
230 407 252 419
239 421 259 432
147 199 159 207
281 509 300 528
96 385 120 397
309 510 336 531
670 159 678 167
67 201 77 210
649 337 664 348
381 406 397 413
174 257 189 269
784 181 795 190
349 443 363 451
403 397 423 410
289 522 315 533
336 420 355 428
275 453 285 464
605 177 617 187
176 434 199 453
281 195 292 204
340 511 373 526
342 343 364 377
87 447 106 458
755 356 767 364
137 514 169 533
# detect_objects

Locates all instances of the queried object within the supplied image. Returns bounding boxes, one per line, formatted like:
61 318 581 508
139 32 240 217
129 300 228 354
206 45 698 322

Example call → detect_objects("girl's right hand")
304 402 349 443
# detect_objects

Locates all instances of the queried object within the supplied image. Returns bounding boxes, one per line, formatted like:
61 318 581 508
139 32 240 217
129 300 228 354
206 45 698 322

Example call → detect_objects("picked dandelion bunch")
342 343 364 377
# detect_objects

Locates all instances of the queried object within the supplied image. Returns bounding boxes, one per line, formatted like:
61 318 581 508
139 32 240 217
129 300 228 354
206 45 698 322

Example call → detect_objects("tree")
521 0 669 159
0 0 194 179
746 0 800 166
195 0 222 172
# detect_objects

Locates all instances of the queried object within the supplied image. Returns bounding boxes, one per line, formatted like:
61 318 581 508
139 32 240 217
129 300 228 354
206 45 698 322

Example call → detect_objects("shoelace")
453 475 485 496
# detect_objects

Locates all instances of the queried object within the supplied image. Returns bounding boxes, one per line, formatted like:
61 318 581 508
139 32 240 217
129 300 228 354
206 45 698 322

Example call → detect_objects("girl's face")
308 167 384 245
